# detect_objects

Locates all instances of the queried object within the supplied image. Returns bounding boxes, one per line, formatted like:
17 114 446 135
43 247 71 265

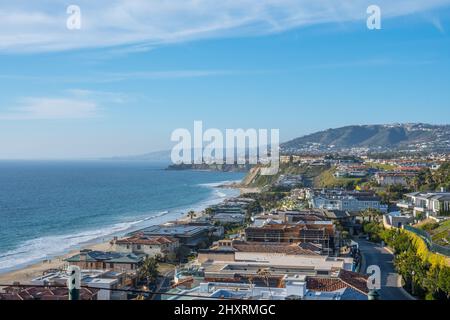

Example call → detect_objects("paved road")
356 239 414 300
152 270 174 300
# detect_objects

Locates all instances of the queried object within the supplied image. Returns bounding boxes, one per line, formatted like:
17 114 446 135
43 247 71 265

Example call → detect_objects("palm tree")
205 208 214 216
257 268 273 298
138 257 159 288
187 210 196 221
361 208 383 223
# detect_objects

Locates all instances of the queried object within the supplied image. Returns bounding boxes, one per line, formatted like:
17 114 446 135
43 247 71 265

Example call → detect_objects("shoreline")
0 179 242 285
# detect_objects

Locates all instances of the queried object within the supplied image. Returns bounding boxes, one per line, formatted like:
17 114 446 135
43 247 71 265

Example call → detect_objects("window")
109 263 114 268
317 270 329 275
137 244 141 250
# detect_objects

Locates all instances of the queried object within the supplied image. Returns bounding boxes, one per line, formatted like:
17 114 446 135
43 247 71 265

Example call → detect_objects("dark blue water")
0 161 244 272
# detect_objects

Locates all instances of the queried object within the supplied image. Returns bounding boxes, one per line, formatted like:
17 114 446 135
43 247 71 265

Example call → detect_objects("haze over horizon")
1 1 450 159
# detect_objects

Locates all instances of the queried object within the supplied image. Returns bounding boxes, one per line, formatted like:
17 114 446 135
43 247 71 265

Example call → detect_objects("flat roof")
137 224 211 237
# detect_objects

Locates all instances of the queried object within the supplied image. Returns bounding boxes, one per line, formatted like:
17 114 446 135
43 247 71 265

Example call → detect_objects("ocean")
0 160 244 273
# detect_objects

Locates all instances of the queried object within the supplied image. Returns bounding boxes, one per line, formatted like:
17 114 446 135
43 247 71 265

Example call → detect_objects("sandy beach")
0 177 242 287
0 242 112 285
0 207 212 285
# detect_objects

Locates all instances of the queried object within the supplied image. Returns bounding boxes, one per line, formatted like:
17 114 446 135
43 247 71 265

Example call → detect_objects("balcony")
396 200 413 209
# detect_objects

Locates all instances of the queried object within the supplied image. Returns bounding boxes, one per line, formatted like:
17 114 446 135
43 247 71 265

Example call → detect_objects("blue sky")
0 0 450 159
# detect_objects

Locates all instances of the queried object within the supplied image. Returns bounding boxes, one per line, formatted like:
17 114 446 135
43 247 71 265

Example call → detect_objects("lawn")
430 220 450 246
365 162 398 171
418 219 450 246
314 167 365 188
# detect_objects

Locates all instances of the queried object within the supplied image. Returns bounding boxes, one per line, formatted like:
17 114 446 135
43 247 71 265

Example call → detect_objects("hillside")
281 123 450 154
166 163 251 172
240 163 330 189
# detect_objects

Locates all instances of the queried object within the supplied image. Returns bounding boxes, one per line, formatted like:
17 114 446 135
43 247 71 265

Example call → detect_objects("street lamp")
368 289 380 301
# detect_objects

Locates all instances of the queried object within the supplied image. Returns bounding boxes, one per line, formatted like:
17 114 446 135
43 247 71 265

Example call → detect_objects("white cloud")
0 0 449 53
0 69 241 83
0 97 98 120
64 89 127 103
94 70 243 82
429 16 446 33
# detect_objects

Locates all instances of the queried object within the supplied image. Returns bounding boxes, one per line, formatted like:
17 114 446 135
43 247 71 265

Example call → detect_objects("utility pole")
67 265 81 300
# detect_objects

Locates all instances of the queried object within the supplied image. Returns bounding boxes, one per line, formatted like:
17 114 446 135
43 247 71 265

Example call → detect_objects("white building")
113 234 179 258
308 190 388 213
397 191 450 217
31 269 128 300
375 172 416 186
165 270 368 300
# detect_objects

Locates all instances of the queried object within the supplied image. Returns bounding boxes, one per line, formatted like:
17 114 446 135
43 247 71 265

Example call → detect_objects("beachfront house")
65 249 145 273
135 223 214 248
112 234 179 259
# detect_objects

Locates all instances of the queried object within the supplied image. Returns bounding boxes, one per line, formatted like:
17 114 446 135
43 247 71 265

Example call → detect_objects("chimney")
285 275 306 299
79 249 91 263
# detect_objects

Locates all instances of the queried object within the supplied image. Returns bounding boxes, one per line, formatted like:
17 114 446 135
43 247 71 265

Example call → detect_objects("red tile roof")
0 287 98 300
115 234 178 245
232 242 320 256
307 270 369 295
338 269 369 294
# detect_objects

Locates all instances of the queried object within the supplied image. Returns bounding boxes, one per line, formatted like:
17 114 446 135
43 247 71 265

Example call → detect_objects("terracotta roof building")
66 249 145 272
244 222 336 254
0 286 98 300
113 234 179 259
307 269 369 296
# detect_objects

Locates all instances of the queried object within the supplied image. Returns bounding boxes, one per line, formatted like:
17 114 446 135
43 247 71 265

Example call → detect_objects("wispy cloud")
0 69 254 83
64 89 127 103
0 89 127 120
0 97 98 120
1 0 449 53
428 16 446 33
94 70 245 82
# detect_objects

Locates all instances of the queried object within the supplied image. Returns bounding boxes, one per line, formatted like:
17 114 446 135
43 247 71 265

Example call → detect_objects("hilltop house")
308 189 388 213
397 190 450 217
375 171 416 186
334 165 368 178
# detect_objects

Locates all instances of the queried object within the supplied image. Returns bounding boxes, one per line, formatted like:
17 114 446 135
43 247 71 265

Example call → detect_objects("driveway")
356 239 415 300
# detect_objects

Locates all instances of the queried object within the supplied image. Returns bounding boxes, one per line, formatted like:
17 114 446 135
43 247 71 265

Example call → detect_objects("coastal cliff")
166 163 252 172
